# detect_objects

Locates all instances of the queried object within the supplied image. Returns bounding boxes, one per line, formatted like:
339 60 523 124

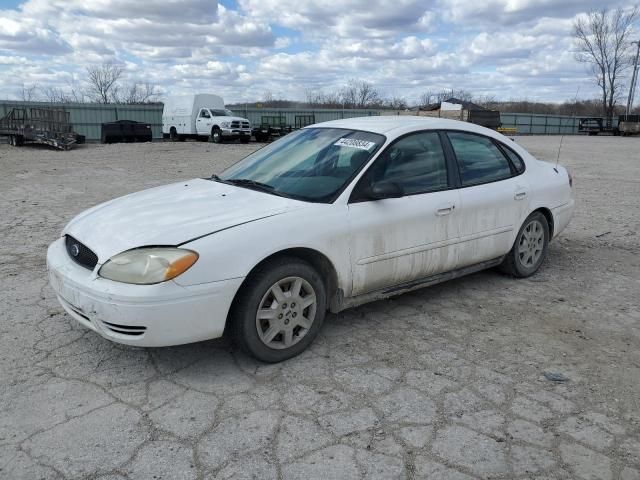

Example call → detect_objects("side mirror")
365 181 404 200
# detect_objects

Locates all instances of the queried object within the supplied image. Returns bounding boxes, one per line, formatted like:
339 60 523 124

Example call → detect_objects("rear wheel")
500 211 549 278
230 257 326 362
169 127 179 142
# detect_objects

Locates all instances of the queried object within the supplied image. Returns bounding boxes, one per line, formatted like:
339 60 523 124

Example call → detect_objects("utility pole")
626 41 640 115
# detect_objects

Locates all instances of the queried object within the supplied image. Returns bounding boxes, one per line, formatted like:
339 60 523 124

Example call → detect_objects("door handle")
514 190 528 200
436 204 455 216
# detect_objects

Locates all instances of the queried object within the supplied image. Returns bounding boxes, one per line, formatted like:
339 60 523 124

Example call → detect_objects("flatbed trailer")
578 117 620 136
0 107 80 150
252 114 316 142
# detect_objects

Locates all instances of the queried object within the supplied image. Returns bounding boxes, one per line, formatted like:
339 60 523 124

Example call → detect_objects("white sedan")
47 117 574 362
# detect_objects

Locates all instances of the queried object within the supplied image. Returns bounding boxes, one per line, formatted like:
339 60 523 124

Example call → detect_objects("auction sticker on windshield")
333 138 377 151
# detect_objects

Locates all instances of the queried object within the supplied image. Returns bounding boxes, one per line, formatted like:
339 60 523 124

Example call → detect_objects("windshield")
210 109 234 116
220 128 385 203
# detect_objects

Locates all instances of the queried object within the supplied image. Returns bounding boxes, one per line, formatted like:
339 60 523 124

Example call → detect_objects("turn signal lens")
98 248 199 285
165 252 199 280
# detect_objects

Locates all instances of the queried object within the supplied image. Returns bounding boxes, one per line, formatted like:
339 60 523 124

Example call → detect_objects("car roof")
306 115 502 139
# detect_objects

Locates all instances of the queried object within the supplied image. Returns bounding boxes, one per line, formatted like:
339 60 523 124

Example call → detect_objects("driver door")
196 108 212 136
347 131 461 296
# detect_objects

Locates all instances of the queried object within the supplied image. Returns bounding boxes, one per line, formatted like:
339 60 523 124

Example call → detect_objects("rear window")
447 132 513 186
501 144 525 174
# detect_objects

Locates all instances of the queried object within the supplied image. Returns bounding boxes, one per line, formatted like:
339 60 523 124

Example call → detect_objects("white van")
162 94 252 143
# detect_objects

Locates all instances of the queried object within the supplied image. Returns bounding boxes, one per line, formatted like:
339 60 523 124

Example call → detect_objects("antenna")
556 86 580 169
555 135 564 169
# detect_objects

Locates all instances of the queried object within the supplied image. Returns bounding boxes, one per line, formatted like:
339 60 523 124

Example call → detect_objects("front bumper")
46 237 244 347
221 128 252 138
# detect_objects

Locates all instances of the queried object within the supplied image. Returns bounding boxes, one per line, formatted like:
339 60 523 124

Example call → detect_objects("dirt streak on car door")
347 190 461 296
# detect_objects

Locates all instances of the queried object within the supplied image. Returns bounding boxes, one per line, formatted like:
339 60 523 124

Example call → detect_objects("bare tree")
86 63 124 103
18 83 39 102
41 86 70 103
115 82 160 104
574 7 639 118
384 96 408 110
341 79 382 108
305 88 343 108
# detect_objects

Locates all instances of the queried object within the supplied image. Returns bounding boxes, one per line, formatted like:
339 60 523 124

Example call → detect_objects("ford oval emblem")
70 244 80 257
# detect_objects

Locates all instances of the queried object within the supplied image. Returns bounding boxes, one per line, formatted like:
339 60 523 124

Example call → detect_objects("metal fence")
499 113 582 135
1 100 593 140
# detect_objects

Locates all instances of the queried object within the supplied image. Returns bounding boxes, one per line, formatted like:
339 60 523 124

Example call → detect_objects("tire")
240 137 250 144
500 211 549 278
169 128 179 142
211 128 223 144
9 135 15 146
230 257 327 363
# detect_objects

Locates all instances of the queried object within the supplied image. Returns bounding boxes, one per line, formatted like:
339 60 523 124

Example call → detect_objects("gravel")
0 134 639 479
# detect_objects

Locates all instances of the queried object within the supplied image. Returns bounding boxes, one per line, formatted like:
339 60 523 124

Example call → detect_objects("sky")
0 0 637 104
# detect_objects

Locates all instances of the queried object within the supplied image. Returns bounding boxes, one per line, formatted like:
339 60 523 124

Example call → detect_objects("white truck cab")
162 94 252 143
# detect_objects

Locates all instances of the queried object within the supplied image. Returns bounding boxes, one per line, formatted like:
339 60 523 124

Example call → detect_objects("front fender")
174 205 352 293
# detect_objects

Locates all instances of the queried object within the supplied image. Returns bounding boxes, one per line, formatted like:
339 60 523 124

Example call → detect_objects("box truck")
162 94 252 143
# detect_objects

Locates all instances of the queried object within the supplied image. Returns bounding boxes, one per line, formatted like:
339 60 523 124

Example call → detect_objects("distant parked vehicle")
618 114 640 136
578 117 620 136
0 107 82 150
47 116 574 362
253 114 316 142
578 118 603 135
162 94 251 143
101 120 152 144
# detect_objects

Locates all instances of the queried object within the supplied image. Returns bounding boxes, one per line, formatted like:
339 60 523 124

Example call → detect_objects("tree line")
17 63 161 104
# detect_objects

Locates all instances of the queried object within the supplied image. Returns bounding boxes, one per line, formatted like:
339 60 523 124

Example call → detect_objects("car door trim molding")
333 256 505 312
356 225 513 265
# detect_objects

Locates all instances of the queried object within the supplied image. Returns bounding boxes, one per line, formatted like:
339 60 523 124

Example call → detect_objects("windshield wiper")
208 174 223 182
226 178 275 191
226 178 290 197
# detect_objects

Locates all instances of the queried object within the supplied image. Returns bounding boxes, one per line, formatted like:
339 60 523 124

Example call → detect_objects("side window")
447 132 513 186
359 131 448 196
199 109 210 118
500 144 525 174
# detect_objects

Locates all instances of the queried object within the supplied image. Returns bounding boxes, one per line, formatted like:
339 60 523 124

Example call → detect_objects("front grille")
231 120 240 128
65 235 98 270
241 121 250 128
101 321 146 336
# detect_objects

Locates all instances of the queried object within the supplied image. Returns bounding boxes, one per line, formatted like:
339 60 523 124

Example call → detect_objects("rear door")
444 131 530 267
347 131 461 296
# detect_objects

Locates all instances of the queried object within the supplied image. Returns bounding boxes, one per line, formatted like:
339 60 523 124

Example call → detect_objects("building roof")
424 97 487 111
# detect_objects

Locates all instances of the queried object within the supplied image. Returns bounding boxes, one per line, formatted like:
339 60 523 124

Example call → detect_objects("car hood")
216 116 249 123
63 178 299 262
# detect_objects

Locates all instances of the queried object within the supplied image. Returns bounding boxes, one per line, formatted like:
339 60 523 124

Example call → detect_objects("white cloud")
0 0 625 103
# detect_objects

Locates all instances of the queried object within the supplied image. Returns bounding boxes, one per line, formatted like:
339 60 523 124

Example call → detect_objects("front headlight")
220 121 231 128
98 248 198 285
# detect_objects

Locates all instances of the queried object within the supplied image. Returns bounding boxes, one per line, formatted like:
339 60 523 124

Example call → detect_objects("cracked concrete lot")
0 135 639 480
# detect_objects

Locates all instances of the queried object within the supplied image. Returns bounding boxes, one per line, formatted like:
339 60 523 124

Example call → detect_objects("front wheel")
500 211 549 278
211 128 223 143
230 257 326 362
